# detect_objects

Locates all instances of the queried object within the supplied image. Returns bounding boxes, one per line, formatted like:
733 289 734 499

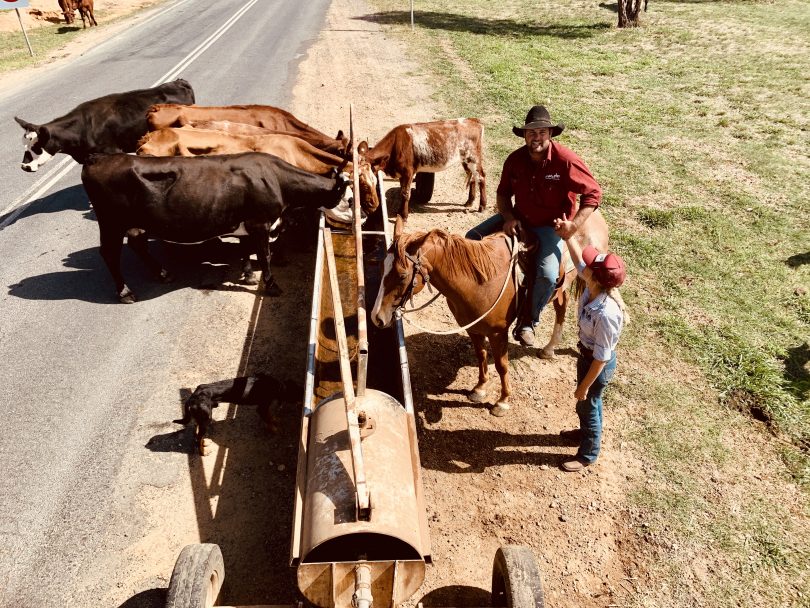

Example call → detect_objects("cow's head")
15 117 59 172
357 140 388 172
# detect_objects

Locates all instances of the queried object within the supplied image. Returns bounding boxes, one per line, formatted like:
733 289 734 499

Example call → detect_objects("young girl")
556 224 627 472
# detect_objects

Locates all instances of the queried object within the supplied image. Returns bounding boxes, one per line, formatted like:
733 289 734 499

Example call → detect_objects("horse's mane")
396 230 503 284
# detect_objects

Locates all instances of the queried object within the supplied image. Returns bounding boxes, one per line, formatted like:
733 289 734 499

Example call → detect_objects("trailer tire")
413 173 435 205
491 545 544 608
165 543 225 608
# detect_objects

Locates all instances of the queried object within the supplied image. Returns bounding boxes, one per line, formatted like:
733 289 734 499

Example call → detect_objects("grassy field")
368 0 810 605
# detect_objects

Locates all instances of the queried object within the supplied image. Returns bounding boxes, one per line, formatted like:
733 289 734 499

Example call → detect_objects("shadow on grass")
355 11 610 39
780 342 809 402
786 251 810 268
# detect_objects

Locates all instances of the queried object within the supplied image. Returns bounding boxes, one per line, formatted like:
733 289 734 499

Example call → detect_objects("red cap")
582 245 626 288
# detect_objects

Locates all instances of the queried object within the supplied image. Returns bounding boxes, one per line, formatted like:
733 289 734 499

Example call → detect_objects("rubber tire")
413 173 435 205
491 545 544 608
165 543 225 608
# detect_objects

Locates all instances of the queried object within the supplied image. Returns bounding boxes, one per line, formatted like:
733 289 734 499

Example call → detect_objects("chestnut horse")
371 213 609 416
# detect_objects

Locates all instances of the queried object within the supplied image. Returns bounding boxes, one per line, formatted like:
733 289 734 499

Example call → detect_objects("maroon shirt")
496 141 601 227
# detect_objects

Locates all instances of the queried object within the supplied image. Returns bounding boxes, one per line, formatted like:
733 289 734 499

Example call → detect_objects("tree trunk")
617 0 645 27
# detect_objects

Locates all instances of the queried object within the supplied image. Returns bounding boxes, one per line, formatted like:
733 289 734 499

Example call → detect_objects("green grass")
370 0 810 604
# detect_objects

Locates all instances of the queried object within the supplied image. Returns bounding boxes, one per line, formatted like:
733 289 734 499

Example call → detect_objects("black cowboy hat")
512 105 565 137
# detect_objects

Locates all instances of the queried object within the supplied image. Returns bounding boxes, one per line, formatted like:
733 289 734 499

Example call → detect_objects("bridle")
392 234 520 335
393 248 441 312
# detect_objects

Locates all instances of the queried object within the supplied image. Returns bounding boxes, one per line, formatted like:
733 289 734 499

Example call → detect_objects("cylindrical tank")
300 389 425 563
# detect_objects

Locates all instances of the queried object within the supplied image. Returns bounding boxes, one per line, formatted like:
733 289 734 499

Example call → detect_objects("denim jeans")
575 351 617 463
465 214 563 328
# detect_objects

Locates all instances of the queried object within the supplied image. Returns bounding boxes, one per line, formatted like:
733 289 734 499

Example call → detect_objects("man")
466 105 601 348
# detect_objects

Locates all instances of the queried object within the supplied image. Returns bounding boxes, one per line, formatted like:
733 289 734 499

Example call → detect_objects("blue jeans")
575 351 617 463
466 214 563 328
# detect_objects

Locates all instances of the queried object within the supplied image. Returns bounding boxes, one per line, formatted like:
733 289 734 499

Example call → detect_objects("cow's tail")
136 132 152 151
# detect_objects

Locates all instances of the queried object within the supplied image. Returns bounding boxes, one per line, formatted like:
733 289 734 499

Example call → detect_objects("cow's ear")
14 116 38 133
357 140 369 156
394 215 405 239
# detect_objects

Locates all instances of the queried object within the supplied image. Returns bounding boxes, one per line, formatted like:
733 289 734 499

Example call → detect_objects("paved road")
0 1 330 605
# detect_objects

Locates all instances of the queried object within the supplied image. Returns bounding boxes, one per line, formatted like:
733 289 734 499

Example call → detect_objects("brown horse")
371 213 609 416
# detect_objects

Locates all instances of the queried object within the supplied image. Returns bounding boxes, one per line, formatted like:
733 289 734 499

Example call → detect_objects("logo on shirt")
545 173 560 181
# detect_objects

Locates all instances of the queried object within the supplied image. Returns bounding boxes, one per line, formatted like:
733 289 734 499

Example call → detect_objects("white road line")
1 0 259 231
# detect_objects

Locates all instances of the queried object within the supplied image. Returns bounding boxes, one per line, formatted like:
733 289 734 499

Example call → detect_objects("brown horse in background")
371 213 609 416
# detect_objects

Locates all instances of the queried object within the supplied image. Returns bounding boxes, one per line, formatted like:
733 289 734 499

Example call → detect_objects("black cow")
80 151 351 303
15 79 195 171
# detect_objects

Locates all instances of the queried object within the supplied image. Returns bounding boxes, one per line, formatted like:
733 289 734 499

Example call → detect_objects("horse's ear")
357 140 369 156
393 215 404 239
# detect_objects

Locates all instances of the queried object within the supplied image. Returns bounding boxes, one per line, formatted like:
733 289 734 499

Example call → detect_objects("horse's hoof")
538 348 555 360
469 388 488 403
490 403 511 417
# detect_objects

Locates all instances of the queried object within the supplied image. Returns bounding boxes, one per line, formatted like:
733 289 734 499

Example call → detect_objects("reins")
395 234 519 335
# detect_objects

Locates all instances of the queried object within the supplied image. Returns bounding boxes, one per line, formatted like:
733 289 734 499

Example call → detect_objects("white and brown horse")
371 213 608 415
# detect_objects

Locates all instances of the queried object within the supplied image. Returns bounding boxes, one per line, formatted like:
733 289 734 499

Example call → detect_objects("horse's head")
371 217 430 328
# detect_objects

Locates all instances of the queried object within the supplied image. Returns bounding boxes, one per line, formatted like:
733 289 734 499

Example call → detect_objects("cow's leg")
462 161 477 209
477 163 487 212
540 288 568 359
398 171 415 220
127 230 172 284
250 227 282 296
489 331 512 416
468 333 492 403
98 228 135 304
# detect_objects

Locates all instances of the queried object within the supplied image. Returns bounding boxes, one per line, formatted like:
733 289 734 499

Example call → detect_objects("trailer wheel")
413 173 435 205
491 545 544 608
165 543 225 608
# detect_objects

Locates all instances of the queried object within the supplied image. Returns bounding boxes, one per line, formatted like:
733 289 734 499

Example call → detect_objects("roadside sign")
2 0 33 56
1 0 30 9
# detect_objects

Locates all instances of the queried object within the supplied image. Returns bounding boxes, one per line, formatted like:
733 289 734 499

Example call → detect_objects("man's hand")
574 383 588 401
554 213 577 240
503 217 522 237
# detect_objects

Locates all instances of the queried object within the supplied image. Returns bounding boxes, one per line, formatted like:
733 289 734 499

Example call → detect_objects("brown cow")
57 0 75 24
357 118 487 221
137 128 347 175
136 127 380 218
146 104 349 156
76 0 97 28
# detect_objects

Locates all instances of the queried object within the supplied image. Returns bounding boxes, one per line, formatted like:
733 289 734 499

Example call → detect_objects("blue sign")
1 0 30 9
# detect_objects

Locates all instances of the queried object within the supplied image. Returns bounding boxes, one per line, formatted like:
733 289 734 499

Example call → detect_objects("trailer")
163 114 545 608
